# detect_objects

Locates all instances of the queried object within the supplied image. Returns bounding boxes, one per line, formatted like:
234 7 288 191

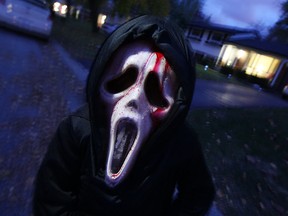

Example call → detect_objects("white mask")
99 42 178 186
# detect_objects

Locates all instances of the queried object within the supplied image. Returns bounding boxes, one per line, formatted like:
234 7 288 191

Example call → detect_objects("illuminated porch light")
237 49 245 59
97 14 107 28
222 45 232 63
101 15 107 25
227 60 232 66
256 64 264 73
60 4 67 15
53 2 60 12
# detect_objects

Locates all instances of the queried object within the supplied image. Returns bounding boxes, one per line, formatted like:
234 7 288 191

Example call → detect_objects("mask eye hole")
105 66 138 94
144 72 169 108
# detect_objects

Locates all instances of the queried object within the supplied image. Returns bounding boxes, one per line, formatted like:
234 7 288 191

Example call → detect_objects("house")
186 22 259 67
216 38 288 90
187 21 288 91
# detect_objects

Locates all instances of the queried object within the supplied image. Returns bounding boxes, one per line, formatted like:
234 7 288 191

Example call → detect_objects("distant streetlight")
97 14 107 28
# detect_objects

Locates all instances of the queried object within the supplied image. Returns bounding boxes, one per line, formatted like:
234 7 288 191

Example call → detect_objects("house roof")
188 21 258 35
227 38 288 58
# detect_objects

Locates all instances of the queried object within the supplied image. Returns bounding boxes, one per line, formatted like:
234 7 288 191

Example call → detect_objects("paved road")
192 79 288 108
0 28 86 216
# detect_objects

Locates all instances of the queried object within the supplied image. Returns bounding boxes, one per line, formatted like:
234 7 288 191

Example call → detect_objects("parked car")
282 84 288 99
52 0 67 18
0 0 53 39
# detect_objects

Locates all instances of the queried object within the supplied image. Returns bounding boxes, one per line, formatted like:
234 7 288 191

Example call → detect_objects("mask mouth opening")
110 118 138 178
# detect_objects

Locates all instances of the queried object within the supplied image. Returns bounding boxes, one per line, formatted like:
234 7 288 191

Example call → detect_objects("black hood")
86 15 195 178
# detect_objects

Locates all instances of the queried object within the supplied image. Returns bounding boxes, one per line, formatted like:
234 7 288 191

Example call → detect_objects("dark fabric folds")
33 15 215 216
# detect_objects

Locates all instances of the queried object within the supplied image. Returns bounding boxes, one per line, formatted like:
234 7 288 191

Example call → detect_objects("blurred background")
0 0 288 215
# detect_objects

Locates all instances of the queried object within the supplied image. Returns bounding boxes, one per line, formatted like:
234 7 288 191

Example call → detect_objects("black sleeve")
174 125 215 216
33 116 85 216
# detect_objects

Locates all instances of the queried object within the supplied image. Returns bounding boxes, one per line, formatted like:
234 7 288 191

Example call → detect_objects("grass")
188 108 288 215
195 64 249 86
196 64 227 81
51 17 288 215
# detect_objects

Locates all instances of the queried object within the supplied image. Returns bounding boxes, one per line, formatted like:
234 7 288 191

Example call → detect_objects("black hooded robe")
33 15 215 216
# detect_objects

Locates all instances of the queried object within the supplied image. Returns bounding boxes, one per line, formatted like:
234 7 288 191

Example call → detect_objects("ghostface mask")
99 41 178 186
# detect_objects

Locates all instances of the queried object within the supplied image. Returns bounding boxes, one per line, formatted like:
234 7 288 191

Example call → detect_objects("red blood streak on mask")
150 52 171 124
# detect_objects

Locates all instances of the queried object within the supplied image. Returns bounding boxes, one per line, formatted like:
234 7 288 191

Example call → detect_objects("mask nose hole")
127 100 138 110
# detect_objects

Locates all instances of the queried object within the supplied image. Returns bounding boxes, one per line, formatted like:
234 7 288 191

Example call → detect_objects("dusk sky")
202 0 285 34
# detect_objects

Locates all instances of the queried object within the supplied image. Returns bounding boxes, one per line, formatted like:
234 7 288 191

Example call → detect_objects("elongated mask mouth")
110 119 138 178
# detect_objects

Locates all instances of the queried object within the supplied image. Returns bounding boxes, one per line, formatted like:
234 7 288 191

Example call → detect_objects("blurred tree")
169 0 206 28
267 0 288 43
66 0 72 18
84 0 204 31
113 0 206 29
73 0 90 8
88 0 106 32
114 0 170 17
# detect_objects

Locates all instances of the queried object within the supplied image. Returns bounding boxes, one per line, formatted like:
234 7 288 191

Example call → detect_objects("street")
0 28 87 216
193 79 288 108
0 27 286 215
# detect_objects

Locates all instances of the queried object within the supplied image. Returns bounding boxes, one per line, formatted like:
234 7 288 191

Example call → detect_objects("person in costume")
33 15 215 216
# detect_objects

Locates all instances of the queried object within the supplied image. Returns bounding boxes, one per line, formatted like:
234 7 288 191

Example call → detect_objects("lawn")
51 17 288 215
196 64 229 81
195 64 250 86
188 108 288 215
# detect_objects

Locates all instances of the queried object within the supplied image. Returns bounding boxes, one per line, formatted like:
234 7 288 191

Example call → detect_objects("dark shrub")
234 69 248 79
220 66 234 75
247 75 269 87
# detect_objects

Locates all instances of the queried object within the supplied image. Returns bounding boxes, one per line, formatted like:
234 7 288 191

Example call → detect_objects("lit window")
246 54 280 78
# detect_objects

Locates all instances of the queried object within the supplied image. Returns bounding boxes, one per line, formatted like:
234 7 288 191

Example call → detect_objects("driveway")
0 28 86 216
192 79 288 108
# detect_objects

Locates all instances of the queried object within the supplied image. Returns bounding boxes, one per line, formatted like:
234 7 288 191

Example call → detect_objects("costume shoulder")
174 122 215 216
33 104 91 215
175 122 200 152
71 103 90 120
69 104 91 143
